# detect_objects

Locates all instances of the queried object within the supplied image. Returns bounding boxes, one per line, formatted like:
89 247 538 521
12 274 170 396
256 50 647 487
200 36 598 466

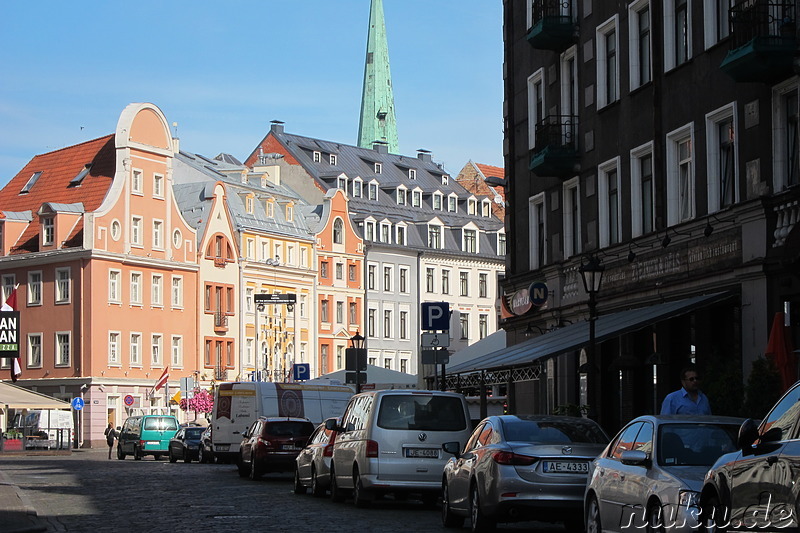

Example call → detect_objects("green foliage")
742 357 783 419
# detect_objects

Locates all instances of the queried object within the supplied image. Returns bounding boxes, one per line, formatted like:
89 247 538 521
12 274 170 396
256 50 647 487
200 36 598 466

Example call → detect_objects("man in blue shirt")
660 365 711 415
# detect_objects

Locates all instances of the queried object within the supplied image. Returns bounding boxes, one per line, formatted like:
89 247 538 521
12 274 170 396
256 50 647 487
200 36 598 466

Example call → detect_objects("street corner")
0 471 47 533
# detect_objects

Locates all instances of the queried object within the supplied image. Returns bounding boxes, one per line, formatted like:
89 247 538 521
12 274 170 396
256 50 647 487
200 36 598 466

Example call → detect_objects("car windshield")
143 417 178 431
501 418 609 444
657 423 739 467
185 427 204 439
264 421 313 438
377 395 467 431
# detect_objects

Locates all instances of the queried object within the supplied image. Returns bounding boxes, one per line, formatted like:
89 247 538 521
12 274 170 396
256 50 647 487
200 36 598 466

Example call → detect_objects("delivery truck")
211 381 352 462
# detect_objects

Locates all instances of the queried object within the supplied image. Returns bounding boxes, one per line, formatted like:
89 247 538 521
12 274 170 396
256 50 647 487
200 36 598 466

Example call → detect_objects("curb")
0 469 47 533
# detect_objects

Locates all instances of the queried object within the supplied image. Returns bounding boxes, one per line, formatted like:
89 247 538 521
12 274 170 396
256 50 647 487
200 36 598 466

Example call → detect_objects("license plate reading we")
405 448 438 458
543 461 588 473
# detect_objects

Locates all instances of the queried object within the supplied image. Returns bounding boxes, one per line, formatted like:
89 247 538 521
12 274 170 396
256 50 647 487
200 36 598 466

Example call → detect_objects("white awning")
0 382 71 410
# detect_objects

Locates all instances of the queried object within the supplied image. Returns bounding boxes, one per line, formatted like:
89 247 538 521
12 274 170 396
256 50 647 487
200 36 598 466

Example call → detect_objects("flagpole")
165 380 169 416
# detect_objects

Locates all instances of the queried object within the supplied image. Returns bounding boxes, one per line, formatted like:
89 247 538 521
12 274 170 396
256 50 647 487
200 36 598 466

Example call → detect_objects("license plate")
215 444 229 451
543 461 588 473
282 444 297 450
146 441 160 446
405 448 438 458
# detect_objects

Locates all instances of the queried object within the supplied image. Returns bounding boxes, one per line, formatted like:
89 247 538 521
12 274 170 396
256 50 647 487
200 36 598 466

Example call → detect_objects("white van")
211 382 352 462
12 409 74 449
326 389 472 506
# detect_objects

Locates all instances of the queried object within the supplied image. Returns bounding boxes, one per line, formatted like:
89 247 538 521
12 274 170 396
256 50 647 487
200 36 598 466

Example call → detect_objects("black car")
700 380 800 531
237 417 314 480
168 426 204 463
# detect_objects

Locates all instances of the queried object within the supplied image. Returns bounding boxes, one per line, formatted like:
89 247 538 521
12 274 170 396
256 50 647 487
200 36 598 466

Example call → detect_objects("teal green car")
117 415 180 460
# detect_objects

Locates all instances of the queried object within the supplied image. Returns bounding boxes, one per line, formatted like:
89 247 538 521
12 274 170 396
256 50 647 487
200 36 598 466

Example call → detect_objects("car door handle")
766 456 778 466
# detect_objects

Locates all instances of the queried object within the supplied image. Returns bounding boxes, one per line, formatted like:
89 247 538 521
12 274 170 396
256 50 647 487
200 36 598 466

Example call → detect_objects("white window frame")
330 154 337 165
596 15 620 108
481 199 492 217
374 162 382 174
130 271 142 305
529 193 547 269
171 276 184 308
151 274 163 306
433 192 443 210
409 169 416 179
368 181 379 200
773 80 800 191
151 334 162 366
130 332 142 366
560 46 579 128
706 102 739 213
666 123 696 225
27 333 42 368
27 271 42 305
663 0 692 71
153 173 164 198
313 151 321 163
396 224 406 246
563 177 581 258
55 331 71 367
55 267 70 304
171 335 183 368
703 0 731 49
462 227 478 254
396 186 407 206
152 219 164 250
628 0 652 90
109 331 121 365
448 194 458 212
412 189 422 208
109 270 121 303
42 217 54 246
352 178 363 198
630 141 656 238
598 158 622 248
467 197 478 215
131 216 143 246
527 68 546 149
428 224 443 249
132 169 143 194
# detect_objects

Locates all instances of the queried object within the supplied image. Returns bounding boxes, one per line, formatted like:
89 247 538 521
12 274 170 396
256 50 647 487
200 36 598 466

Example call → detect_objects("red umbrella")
765 312 797 391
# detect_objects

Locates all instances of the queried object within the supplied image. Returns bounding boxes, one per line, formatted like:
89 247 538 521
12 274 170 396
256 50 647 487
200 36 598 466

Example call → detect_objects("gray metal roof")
447 292 734 374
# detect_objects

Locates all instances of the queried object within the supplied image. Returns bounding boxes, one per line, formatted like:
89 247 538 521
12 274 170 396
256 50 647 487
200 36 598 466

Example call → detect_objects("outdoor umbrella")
765 312 797 391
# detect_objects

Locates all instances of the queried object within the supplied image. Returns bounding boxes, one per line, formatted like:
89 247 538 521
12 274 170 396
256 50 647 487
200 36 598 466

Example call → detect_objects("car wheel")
700 493 728 533
169 450 177 463
470 483 495 532
311 467 325 498
442 480 465 528
117 446 126 460
647 502 666 533
134 446 143 460
293 468 307 495
353 467 371 508
586 494 602 533
248 456 261 480
330 467 346 503
236 453 249 478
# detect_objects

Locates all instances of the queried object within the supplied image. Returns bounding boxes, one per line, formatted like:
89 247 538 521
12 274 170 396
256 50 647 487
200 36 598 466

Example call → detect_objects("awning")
0 381 71 410
448 292 734 374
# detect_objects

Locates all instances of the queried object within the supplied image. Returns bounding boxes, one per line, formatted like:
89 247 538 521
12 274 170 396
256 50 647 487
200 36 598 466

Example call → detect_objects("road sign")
421 349 450 365
421 332 450 348
254 293 297 305
71 397 84 411
345 372 367 385
421 302 449 331
529 281 549 307
123 395 134 406
293 363 310 381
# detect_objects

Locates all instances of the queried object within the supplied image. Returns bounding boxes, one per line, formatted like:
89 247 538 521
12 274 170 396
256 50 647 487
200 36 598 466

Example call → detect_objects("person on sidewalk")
104 423 117 459
660 364 712 415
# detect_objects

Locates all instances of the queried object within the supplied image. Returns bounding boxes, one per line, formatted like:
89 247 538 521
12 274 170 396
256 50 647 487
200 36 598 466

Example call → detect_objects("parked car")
168 426 205 463
199 426 214 464
117 414 180 460
294 417 340 497
237 417 315 480
327 389 473 507
584 415 743 533
700 381 800 531
441 414 608 532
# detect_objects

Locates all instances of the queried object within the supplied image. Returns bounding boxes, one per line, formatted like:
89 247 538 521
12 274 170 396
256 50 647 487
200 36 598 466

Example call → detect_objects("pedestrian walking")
660 364 712 415
104 423 117 459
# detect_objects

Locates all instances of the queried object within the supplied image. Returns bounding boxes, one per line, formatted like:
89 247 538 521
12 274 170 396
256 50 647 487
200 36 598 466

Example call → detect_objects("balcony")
529 115 580 179
526 0 577 51
214 312 229 333
720 0 797 83
214 368 228 381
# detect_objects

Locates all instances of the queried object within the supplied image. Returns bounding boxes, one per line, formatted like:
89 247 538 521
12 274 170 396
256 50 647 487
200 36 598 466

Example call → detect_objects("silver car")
294 417 339 497
584 415 744 533
441 414 609 532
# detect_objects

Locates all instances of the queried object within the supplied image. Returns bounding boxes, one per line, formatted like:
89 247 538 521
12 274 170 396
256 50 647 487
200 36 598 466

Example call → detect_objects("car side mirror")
442 441 461 458
325 419 341 432
737 419 759 452
620 450 650 467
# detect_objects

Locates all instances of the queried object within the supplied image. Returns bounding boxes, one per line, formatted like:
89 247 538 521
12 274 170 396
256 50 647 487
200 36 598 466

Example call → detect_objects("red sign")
124 395 135 406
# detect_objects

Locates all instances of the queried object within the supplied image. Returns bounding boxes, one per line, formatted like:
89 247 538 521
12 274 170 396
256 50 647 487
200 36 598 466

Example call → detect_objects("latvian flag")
151 366 169 397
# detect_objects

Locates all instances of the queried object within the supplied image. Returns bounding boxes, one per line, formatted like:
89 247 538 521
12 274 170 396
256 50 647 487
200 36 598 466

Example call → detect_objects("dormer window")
482 199 492 217
266 200 275 218
412 190 422 208
364 221 375 240
442 175 449 186
337 176 347 190
428 225 442 249
396 225 406 246
330 154 337 165
380 222 391 243
369 182 378 200
313 151 321 163
409 169 416 180
375 162 382 174
448 194 458 212
20 171 42 194
69 164 92 186
353 178 363 198
396 187 407 205
463 228 478 253
42 217 54 246
468 198 477 215
286 204 294 222
261 176 268 188
433 192 443 210
245 196 254 214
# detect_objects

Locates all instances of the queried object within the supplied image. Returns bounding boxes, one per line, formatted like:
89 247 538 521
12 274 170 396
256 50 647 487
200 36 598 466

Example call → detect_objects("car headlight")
679 490 700 508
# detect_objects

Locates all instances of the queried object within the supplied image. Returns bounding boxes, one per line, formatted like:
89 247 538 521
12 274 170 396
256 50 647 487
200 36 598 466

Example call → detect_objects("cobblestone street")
0 448 570 532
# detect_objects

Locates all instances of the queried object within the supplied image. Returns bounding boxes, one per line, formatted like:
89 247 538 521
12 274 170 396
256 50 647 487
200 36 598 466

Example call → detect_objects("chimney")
172 137 180 155
270 120 285 134
416 149 432 163
373 141 389 154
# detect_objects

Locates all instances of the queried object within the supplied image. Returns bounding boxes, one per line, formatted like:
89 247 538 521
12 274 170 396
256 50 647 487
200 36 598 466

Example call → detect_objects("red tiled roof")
0 135 116 253
475 163 504 181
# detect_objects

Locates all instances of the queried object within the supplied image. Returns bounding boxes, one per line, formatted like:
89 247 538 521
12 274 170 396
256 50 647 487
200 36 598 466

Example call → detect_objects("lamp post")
579 255 604 421
350 331 366 394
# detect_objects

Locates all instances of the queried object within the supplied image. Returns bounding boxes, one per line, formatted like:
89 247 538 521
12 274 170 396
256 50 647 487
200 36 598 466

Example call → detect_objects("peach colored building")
0 103 199 446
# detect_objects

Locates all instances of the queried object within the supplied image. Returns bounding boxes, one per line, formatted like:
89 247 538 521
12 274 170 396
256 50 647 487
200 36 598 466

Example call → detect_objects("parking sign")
421 302 450 331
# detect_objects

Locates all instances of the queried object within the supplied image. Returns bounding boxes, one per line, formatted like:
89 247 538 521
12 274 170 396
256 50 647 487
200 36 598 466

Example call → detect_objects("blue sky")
0 1 503 187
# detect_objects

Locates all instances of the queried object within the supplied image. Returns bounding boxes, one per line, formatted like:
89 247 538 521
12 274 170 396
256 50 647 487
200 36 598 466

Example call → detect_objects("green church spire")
358 0 398 153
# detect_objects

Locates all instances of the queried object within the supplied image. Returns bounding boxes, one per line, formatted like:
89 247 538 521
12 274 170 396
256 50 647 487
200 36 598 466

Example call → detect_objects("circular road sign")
529 281 549 307
71 397 84 411
123 394 135 406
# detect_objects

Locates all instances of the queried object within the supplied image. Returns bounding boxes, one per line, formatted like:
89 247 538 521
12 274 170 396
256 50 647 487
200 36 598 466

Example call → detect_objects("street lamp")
578 254 604 421
350 331 366 394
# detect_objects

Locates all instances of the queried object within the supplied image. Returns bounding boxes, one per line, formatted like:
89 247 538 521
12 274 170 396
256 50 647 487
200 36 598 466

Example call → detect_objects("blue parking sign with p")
421 302 450 331
293 363 310 381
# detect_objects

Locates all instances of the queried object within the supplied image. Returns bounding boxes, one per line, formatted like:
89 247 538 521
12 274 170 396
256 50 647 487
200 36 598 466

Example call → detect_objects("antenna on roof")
172 122 179 137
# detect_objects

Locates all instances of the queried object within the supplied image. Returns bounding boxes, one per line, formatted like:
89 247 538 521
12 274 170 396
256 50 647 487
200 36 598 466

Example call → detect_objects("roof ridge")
34 134 114 159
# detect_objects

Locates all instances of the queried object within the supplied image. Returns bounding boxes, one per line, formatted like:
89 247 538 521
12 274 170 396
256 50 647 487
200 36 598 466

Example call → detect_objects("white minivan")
326 389 472 506
212 382 352 463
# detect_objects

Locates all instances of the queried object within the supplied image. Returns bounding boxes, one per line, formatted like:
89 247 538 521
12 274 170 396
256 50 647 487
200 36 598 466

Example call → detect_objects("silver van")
326 390 472 507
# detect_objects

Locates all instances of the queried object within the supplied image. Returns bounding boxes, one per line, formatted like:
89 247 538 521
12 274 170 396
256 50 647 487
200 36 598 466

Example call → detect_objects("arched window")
333 218 344 244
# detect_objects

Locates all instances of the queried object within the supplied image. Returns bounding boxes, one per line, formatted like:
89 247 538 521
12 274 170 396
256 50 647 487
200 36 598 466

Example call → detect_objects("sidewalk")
0 462 47 533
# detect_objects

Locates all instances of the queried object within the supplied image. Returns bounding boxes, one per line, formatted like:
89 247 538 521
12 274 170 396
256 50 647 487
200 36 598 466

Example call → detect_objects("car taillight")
492 451 536 466
139 440 146 447
366 440 379 458
257 437 272 448
323 443 334 457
